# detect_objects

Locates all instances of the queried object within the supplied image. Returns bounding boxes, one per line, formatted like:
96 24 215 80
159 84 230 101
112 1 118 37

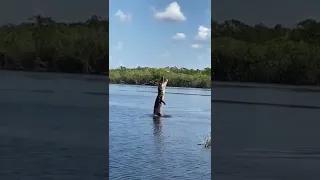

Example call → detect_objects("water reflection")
152 117 163 137
152 117 165 153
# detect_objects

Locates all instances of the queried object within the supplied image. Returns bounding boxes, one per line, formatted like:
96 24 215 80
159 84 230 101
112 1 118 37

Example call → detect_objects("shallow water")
109 84 211 180
0 70 108 180
212 81 320 180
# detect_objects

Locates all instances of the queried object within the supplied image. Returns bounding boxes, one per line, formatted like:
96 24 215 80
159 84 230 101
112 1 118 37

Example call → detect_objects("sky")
109 0 211 70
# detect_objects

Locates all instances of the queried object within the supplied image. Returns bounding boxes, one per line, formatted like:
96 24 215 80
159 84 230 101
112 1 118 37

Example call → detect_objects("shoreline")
109 82 211 89
111 81 320 91
213 80 320 91
3 69 320 90
0 68 108 76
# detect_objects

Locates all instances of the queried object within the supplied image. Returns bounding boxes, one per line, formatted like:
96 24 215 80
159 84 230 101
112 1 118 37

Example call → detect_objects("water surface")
0 70 108 180
212 81 320 180
109 84 211 180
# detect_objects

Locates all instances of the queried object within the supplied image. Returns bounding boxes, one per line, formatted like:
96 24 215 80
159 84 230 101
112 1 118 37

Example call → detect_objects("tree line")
109 66 211 88
0 15 108 74
4 16 318 86
212 19 320 85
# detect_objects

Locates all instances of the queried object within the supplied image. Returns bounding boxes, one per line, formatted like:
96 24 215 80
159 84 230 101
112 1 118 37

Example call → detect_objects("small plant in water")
198 135 211 148
203 136 211 148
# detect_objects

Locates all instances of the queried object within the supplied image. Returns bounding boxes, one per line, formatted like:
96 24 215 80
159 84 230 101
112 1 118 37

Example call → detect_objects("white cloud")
191 44 202 49
153 2 186 22
172 33 186 40
114 10 132 22
195 25 211 40
116 42 123 51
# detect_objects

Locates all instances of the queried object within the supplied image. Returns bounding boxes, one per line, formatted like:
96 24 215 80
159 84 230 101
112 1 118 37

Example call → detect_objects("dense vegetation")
212 19 320 85
109 66 211 88
5 16 319 86
0 15 108 74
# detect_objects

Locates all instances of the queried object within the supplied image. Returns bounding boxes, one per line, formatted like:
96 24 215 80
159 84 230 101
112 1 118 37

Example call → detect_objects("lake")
109 84 211 180
212 81 320 180
0 70 108 180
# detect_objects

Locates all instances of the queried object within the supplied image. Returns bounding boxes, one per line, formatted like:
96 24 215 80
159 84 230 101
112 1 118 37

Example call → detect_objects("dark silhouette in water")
153 77 168 117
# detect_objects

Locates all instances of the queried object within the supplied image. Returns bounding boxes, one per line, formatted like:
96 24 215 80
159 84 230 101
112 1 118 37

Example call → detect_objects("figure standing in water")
153 76 168 117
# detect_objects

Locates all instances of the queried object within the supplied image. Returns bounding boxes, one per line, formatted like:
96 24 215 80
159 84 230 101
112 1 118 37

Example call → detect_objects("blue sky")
109 0 211 70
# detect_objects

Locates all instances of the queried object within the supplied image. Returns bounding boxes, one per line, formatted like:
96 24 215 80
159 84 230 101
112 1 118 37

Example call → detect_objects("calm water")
109 84 211 180
5 70 319 180
212 82 320 180
0 70 108 180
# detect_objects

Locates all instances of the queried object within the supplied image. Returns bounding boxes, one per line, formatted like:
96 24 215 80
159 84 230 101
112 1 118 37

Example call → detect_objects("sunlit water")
212 81 320 180
109 84 211 180
0 70 108 180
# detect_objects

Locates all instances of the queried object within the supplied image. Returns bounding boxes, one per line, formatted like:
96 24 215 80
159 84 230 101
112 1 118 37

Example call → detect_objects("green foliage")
0 15 108 74
212 19 320 85
109 66 211 88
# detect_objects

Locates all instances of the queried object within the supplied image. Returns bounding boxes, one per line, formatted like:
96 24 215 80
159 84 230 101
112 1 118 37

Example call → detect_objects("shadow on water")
150 114 172 119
